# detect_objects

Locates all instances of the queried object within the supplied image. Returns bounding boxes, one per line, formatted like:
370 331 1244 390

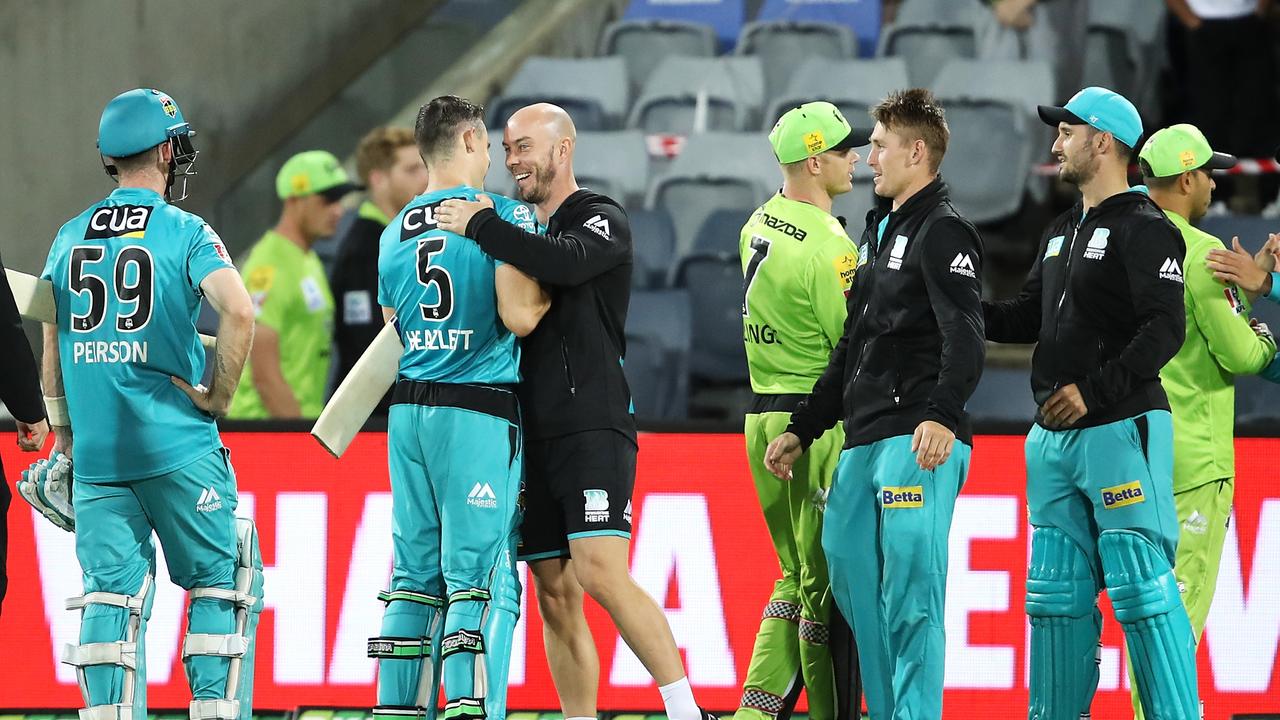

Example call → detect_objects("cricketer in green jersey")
738 101 868 720
1130 124 1274 720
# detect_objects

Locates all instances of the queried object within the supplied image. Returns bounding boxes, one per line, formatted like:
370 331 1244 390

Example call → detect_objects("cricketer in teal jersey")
37 89 264 720
370 95 547 720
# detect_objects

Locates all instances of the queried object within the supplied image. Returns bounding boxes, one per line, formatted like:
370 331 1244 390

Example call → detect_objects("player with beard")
435 103 714 720
983 87 1199 719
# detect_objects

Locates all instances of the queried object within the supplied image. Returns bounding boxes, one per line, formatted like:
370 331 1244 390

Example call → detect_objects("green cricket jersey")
741 193 858 395
1159 210 1276 491
228 230 334 418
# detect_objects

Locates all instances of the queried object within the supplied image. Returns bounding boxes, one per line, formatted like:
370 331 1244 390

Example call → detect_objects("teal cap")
1038 86 1143 149
98 89 193 157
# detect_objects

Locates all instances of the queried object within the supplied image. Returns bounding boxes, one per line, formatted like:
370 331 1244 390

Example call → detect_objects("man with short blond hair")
766 88 986 719
331 127 428 407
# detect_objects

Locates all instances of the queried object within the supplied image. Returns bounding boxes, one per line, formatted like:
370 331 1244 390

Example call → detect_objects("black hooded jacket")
787 177 986 449
464 189 635 442
984 189 1186 429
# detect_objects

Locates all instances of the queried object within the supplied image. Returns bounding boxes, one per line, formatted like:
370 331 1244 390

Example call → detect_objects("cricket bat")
8 268 217 350
311 320 403 458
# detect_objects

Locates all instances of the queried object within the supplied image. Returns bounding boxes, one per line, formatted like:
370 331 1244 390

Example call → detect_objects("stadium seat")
675 255 749 382
629 207 678 289
755 0 884 57
964 365 1037 424
736 21 857 99
486 57 630 131
933 58 1054 223
876 0 981 88
620 0 746 49
645 132 778 257
673 207 754 282
763 57 909 129
833 179 878 237
600 20 719 94
626 288 693 418
1082 0 1139 103
628 56 766 134
574 130 651 207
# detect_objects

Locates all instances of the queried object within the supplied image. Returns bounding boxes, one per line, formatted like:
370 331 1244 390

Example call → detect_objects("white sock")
565 716 596 720
658 676 701 720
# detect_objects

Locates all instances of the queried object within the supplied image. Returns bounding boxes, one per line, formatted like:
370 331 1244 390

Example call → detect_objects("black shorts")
517 429 637 562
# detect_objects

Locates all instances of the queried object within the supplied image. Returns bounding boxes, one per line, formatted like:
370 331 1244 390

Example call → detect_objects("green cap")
275 150 361 201
769 101 870 164
1138 123 1237 178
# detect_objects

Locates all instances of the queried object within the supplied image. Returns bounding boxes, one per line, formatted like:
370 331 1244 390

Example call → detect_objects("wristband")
44 395 69 427
1267 272 1280 304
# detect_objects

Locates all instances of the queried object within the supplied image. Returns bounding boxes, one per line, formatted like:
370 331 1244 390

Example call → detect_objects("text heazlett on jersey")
403 327 474 351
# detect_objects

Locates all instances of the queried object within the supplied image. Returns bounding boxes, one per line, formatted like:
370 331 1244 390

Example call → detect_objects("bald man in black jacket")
0 252 49 613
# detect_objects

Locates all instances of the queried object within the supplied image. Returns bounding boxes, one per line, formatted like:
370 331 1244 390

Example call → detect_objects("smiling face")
503 115 564 205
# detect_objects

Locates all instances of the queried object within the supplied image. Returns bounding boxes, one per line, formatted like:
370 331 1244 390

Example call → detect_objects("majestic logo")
881 486 924 508
1044 235 1064 260
949 252 976 278
196 487 223 513
887 235 908 270
584 214 611 239
1159 257 1185 283
467 483 497 509
401 204 440 240
623 500 633 525
1084 228 1110 260
85 205 152 240
1101 480 1145 509
584 489 609 523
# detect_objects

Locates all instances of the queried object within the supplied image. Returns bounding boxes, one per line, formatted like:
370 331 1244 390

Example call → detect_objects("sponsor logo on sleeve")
949 252 977 278
833 252 857 289
584 214 611 239
207 227 233 266
881 485 924 508
1159 257 1184 283
1084 228 1110 260
1225 285 1245 314
1101 480 1145 509
343 290 373 325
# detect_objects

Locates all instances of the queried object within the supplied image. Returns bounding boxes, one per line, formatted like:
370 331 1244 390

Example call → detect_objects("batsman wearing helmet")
35 88 264 720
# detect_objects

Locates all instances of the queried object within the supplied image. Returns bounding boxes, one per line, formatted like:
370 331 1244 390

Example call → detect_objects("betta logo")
1101 481 1145 509
881 486 924 508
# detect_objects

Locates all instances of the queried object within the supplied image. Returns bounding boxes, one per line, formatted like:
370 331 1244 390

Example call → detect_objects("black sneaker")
700 710 718 720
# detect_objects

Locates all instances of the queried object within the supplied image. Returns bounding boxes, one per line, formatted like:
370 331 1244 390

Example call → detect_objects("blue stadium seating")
629 207 678 289
675 255 749 382
626 289 693 418
756 0 882 56
623 0 746 49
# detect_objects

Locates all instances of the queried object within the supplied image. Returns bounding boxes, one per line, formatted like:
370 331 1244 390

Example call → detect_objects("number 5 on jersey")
416 236 454 321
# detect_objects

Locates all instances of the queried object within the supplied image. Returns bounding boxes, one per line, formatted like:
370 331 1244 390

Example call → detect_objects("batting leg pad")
63 575 155 720
1099 530 1201 720
186 518 266 720
371 589 446 720
439 569 520 720
1026 527 1102 720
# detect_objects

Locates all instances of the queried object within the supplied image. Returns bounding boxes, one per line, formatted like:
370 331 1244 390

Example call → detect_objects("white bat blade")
311 320 403 458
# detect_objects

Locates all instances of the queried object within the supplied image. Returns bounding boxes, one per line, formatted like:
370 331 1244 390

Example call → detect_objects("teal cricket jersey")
378 186 536 385
41 186 234 482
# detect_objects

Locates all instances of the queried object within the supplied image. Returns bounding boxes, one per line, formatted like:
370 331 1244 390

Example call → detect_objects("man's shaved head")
508 103 577 145
504 103 577 205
